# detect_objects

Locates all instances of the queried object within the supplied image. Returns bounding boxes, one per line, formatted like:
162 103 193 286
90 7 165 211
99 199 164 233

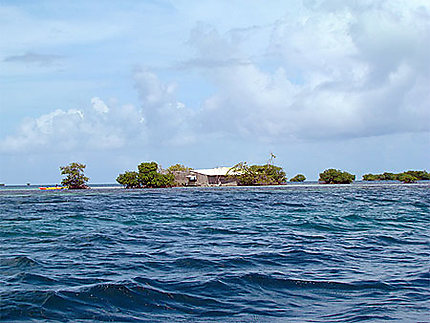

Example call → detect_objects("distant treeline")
362 170 430 183
115 162 429 188
58 161 429 190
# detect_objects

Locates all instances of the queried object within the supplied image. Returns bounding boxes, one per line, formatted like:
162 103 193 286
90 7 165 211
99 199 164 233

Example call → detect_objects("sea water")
1 184 429 321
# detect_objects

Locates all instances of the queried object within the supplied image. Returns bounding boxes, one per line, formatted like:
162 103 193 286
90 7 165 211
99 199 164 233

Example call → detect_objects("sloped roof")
193 166 239 176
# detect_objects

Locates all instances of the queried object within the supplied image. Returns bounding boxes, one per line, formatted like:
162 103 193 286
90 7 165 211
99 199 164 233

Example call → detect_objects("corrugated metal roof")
193 167 239 176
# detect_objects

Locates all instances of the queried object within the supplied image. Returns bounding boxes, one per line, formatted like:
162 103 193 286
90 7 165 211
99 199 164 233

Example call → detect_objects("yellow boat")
39 186 65 190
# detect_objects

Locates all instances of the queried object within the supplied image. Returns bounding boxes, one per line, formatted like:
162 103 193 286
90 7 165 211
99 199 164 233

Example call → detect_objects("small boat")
39 187 65 190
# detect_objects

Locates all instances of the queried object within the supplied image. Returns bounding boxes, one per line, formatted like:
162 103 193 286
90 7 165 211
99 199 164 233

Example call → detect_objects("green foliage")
60 162 89 189
138 162 174 188
363 172 398 181
116 171 140 188
116 162 175 188
137 162 159 186
319 169 355 184
362 174 382 181
290 174 306 182
382 172 398 180
250 164 286 184
167 164 193 172
403 170 430 180
229 162 287 186
397 173 418 183
362 170 429 182
153 172 175 188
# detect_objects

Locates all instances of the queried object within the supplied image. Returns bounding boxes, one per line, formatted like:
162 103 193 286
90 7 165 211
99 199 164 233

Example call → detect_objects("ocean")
1 183 429 322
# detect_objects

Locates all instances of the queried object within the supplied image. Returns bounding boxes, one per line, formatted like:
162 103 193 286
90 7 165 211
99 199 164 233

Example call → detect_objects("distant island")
362 170 430 183
290 174 306 182
318 169 355 184
51 161 430 189
116 161 287 188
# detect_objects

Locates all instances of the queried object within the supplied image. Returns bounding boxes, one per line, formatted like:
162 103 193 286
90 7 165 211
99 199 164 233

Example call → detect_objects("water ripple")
1 184 429 321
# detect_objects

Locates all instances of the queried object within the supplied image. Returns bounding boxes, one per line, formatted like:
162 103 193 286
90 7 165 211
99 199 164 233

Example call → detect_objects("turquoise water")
1 184 429 321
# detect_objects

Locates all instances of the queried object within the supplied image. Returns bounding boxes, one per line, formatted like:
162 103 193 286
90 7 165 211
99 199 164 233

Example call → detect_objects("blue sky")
1 0 429 184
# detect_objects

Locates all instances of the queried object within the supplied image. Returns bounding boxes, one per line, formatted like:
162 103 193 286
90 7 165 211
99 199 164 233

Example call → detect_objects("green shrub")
290 174 306 182
117 162 175 188
397 173 418 183
319 169 355 184
60 162 89 189
229 162 286 185
363 170 429 182
116 171 140 188
167 164 193 172
403 170 430 180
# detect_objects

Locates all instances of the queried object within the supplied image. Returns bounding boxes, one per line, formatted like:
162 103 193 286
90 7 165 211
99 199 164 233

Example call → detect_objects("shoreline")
1 181 429 192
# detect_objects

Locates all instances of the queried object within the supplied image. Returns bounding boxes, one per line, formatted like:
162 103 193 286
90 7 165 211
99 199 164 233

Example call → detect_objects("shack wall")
207 175 238 186
172 170 237 187
172 171 209 186
171 171 191 186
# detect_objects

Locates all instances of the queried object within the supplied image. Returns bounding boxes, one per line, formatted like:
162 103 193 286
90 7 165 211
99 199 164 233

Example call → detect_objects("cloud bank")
0 99 141 153
190 1 430 140
1 0 429 154
0 70 192 153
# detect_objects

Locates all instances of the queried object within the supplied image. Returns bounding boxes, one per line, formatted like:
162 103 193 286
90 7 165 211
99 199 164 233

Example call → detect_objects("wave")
0 256 41 270
1 271 427 322
221 272 395 292
2 185 429 321
6 272 58 285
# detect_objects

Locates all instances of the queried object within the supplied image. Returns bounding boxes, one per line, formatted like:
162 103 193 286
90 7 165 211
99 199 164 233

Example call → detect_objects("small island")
290 174 306 182
49 160 429 189
116 160 287 188
363 170 430 183
319 169 355 184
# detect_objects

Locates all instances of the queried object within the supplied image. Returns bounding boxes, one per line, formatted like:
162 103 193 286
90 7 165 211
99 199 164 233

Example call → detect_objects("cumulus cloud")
2 0 429 155
186 0 430 141
0 71 194 153
0 98 144 153
133 67 195 145
91 97 109 114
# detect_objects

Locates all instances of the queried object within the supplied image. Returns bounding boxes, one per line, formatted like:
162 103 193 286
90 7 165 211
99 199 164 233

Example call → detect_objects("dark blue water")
1 184 429 322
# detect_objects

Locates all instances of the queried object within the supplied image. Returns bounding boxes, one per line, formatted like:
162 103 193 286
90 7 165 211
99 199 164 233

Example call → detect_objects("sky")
0 0 429 184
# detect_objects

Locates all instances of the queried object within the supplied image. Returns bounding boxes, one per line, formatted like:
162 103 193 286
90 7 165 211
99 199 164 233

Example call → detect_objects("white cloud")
2 0 429 155
91 97 109 114
0 71 195 153
0 99 144 153
185 0 430 141
133 67 195 145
